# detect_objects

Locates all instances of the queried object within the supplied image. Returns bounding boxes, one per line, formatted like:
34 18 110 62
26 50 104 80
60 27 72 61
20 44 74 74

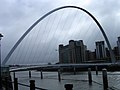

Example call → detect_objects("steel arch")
2 6 116 65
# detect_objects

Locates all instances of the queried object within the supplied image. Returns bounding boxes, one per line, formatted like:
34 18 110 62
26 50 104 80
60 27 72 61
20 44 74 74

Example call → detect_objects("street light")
0 33 3 89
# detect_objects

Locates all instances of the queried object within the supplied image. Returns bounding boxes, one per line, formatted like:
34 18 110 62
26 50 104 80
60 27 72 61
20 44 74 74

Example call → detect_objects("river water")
10 71 120 90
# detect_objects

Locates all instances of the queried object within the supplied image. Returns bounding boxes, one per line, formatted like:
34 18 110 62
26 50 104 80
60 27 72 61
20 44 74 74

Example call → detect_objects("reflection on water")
11 71 120 90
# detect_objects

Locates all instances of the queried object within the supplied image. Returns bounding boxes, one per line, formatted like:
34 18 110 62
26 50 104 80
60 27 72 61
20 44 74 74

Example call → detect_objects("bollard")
14 78 18 90
73 67 76 75
13 72 15 79
58 69 61 82
102 69 108 90
88 68 92 85
30 80 35 90
64 84 73 90
29 71 31 78
9 75 13 90
5 77 8 90
40 70 43 79
95 66 98 75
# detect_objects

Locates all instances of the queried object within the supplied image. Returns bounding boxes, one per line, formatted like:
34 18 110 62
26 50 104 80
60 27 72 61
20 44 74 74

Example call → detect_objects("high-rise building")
113 46 119 60
59 44 69 63
113 47 119 56
95 41 106 59
59 40 86 64
117 37 120 56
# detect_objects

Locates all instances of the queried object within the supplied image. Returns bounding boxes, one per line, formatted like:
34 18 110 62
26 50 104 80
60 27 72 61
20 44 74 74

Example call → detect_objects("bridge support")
88 68 92 85
29 71 31 78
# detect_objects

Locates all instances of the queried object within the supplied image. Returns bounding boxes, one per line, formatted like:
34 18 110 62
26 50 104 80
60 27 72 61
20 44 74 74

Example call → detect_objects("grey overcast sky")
0 0 120 64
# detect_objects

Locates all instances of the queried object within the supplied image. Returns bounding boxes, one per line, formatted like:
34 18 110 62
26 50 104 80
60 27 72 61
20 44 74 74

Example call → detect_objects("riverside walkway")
10 71 120 90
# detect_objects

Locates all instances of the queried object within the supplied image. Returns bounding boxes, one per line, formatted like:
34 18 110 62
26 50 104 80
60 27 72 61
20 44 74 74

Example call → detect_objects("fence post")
29 71 31 78
30 80 35 90
88 68 92 85
64 84 73 90
95 66 98 75
14 78 18 90
5 77 8 90
102 69 108 90
73 67 76 75
40 70 43 79
58 69 61 82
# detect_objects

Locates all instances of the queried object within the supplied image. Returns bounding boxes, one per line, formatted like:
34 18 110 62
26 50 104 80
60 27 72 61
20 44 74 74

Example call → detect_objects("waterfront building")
113 46 120 60
59 44 69 63
95 41 106 59
113 47 119 56
86 50 96 61
59 40 86 64
117 37 120 56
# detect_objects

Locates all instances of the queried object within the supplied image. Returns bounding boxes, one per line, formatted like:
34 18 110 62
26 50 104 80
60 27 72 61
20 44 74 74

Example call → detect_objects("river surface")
10 71 120 90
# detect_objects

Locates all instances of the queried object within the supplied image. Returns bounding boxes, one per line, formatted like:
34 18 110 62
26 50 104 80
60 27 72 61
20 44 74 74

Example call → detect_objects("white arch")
2 6 116 65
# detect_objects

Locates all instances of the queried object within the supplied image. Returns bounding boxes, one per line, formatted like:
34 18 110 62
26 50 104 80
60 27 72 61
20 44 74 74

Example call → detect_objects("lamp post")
0 33 3 89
